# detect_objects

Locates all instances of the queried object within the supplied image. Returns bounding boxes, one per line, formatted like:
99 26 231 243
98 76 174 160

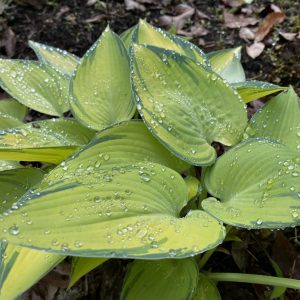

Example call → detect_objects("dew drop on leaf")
8 224 20 235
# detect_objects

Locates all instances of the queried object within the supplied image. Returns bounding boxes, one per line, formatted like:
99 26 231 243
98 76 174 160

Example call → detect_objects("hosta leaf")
0 99 27 121
0 168 44 211
0 99 27 129
185 176 200 200
0 160 22 171
207 47 245 83
68 257 108 288
202 139 300 229
29 40 79 77
245 86 300 152
0 113 23 130
131 44 247 166
0 118 95 164
42 121 189 186
121 258 198 300
132 20 208 66
70 26 135 131
0 242 63 300
121 25 136 49
0 168 62 300
192 273 221 300
0 60 69 116
232 80 285 103
0 163 225 258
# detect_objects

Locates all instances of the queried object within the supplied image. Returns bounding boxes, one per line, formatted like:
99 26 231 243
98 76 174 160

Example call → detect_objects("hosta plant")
0 20 299 299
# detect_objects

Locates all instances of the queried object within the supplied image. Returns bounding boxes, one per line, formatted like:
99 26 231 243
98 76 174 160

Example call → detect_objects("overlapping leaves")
70 26 135 130
0 168 63 300
203 139 299 228
0 19 298 299
121 258 198 300
0 118 95 164
130 44 247 165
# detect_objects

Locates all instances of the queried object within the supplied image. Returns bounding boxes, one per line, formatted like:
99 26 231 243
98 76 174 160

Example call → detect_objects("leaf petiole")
205 272 300 290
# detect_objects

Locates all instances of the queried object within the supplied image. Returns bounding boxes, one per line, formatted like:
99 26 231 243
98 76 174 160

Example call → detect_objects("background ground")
0 0 299 299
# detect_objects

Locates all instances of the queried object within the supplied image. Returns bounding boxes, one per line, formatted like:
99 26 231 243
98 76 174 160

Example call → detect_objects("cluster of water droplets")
0 59 69 114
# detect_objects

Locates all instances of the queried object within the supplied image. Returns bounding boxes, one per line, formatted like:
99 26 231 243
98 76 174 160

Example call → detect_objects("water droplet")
290 209 299 219
140 173 151 182
103 154 110 161
61 243 69 252
256 219 263 225
74 240 83 248
168 249 177 257
103 175 112 182
136 228 147 238
94 196 101 203
8 225 19 235
51 239 59 246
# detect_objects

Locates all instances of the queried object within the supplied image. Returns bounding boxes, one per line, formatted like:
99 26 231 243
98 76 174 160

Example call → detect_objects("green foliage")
0 19 298 299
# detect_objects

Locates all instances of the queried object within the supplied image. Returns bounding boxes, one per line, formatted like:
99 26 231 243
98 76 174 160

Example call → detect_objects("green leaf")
232 80 285 103
0 160 22 171
121 258 198 300
68 257 107 288
207 47 245 83
42 121 189 187
192 273 221 300
0 168 44 211
0 162 225 258
202 139 300 229
120 25 136 49
245 86 300 152
0 242 63 300
131 44 247 166
0 98 27 121
0 60 70 116
0 98 27 130
0 167 62 300
0 113 23 130
0 118 95 164
29 40 79 77
269 257 286 299
184 176 200 200
70 26 135 131
132 20 208 66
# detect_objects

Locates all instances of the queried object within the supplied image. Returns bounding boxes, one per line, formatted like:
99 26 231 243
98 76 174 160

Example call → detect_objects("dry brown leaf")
241 6 253 15
224 12 258 28
87 0 97 6
158 7 194 31
198 38 206 46
177 24 209 37
246 41 265 59
64 14 76 24
0 27 16 57
84 15 108 23
239 27 255 41
55 6 70 19
124 0 145 11
136 0 153 3
279 31 297 41
196 9 210 20
270 4 281 13
255 12 285 42
174 3 192 14
222 0 244 7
